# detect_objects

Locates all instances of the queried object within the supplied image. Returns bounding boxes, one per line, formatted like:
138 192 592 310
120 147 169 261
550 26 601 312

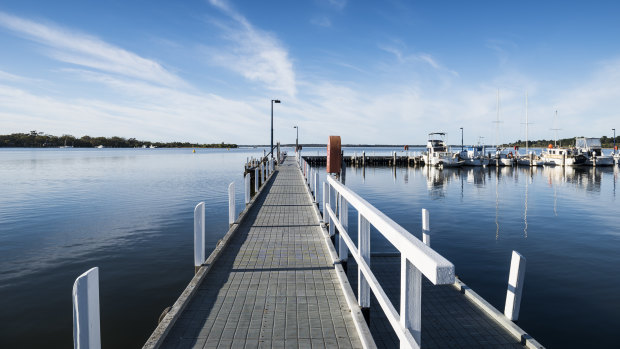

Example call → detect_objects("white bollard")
314 171 319 202
504 251 526 321
73 267 101 349
194 202 205 269
322 182 327 222
228 182 235 226
422 209 430 246
244 173 250 204
255 168 259 192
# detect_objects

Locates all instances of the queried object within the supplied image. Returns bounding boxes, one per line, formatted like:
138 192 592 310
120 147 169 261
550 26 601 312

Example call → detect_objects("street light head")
273 99 281 103
293 126 297 128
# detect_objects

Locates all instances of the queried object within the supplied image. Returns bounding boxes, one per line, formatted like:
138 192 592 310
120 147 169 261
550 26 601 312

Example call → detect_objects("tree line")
505 135 619 148
0 131 237 148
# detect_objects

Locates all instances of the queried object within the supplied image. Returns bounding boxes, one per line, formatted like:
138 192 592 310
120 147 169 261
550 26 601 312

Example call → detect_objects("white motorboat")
425 132 463 167
541 146 587 166
459 145 489 166
575 137 614 166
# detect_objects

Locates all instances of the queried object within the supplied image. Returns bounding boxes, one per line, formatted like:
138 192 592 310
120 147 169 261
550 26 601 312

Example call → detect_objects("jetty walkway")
146 156 366 348
142 156 543 349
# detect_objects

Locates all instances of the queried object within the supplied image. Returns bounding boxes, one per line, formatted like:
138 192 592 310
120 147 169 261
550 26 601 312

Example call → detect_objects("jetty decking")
155 157 365 348
143 155 542 349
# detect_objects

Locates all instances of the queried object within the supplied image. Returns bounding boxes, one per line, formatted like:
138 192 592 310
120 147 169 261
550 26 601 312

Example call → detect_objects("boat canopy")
576 137 601 149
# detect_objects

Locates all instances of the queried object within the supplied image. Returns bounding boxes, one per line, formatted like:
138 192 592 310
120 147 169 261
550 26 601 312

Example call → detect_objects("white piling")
255 168 259 192
314 171 319 202
422 209 430 246
228 182 235 226
504 251 526 321
73 267 101 349
322 182 327 222
244 174 250 205
194 202 205 269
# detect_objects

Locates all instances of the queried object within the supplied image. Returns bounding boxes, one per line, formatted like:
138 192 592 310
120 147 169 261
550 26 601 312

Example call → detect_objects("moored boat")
425 132 463 167
541 145 586 166
575 137 614 166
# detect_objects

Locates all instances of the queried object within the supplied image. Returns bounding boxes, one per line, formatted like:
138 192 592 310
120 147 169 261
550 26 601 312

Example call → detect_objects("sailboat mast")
554 110 558 148
496 89 499 149
526 91 529 154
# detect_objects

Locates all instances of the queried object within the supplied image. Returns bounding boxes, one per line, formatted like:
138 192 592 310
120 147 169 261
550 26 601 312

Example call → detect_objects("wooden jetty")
139 155 543 349
304 154 424 167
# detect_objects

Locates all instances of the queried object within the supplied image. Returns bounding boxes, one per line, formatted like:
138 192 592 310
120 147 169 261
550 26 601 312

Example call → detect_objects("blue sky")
1 0 619 145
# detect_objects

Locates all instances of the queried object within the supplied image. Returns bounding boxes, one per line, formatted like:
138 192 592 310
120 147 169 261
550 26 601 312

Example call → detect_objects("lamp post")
293 126 298 152
460 127 464 152
271 99 281 159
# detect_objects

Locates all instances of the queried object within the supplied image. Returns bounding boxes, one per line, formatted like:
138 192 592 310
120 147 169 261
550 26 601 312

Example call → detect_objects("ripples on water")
0 148 261 348
1 147 619 348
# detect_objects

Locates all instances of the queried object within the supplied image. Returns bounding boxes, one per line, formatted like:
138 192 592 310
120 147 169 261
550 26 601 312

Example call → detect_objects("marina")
1 147 619 348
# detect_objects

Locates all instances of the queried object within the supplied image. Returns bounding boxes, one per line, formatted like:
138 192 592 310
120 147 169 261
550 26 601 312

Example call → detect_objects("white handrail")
322 172 454 349
326 175 454 284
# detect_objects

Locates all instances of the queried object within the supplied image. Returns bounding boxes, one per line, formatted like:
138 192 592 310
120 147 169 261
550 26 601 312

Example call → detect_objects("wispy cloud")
325 0 347 10
379 44 459 76
310 15 332 28
207 0 296 96
0 11 186 88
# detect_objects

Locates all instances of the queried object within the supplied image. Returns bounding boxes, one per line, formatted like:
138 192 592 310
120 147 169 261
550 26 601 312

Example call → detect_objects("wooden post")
262 163 266 183
228 182 235 226
73 267 101 349
400 257 422 348
362 151 365 167
358 213 371 319
194 202 205 271
422 208 430 246
562 152 566 167
504 251 526 321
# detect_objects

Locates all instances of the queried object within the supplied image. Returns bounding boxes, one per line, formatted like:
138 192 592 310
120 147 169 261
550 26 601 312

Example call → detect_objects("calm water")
1 147 619 348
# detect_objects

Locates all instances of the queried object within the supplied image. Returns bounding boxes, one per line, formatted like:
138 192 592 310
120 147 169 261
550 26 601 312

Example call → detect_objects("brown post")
327 136 342 174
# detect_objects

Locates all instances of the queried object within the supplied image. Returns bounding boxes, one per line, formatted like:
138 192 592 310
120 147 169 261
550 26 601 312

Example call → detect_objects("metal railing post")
228 182 235 226
504 251 526 321
358 213 371 316
422 208 430 246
